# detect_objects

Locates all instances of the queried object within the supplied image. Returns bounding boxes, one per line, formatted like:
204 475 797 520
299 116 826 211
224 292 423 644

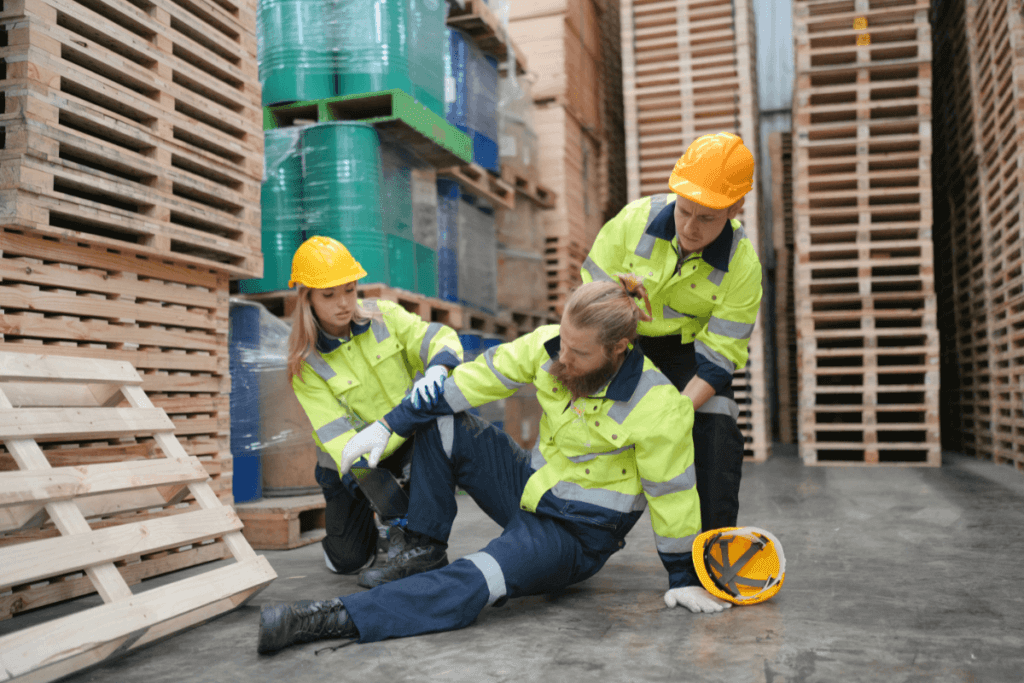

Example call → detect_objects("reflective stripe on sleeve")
655 533 698 555
696 396 740 420
484 346 529 390
370 318 391 343
442 376 473 412
316 416 354 444
582 256 614 283
438 415 455 458
549 480 648 513
464 552 507 606
663 305 694 320
641 464 697 497
708 317 755 340
530 444 547 471
420 323 443 367
695 340 737 374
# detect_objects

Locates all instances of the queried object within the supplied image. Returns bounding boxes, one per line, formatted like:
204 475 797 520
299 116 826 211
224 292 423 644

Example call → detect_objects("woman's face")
309 282 359 337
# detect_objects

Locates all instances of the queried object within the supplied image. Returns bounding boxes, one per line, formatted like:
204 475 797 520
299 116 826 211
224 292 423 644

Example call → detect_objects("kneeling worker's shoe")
358 531 448 588
257 598 357 654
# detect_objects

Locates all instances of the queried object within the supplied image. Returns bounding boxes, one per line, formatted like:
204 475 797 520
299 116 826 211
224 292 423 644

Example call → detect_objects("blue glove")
410 365 448 409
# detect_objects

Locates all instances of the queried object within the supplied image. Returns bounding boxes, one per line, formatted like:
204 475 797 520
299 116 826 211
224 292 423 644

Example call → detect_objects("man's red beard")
550 354 619 401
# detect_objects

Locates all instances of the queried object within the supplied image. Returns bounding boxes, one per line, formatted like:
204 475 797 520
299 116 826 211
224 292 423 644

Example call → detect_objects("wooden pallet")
235 493 326 551
770 132 796 444
0 0 264 279
447 0 529 75
500 167 558 209
0 227 235 502
438 162 516 210
0 350 275 680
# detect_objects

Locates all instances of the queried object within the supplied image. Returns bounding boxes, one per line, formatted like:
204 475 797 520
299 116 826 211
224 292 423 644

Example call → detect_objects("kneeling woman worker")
286 236 463 585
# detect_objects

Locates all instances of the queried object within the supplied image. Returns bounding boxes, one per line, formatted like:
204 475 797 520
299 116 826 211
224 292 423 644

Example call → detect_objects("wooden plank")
0 458 208 508
0 407 175 440
0 351 140 385
0 556 275 683
0 506 241 588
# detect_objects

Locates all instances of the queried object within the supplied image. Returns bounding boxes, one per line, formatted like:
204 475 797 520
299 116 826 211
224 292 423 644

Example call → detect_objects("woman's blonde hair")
563 278 654 352
287 285 377 379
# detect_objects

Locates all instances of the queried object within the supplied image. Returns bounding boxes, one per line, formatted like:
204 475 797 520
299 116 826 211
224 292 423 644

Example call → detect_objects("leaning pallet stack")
0 0 264 620
770 131 797 444
619 0 768 462
792 0 940 466
950 0 1024 466
507 0 611 315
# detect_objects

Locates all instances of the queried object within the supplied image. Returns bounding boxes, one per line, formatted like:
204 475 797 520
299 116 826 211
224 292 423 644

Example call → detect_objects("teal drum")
335 0 412 98
415 243 438 298
258 0 335 105
407 0 446 115
239 230 305 293
302 122 388 284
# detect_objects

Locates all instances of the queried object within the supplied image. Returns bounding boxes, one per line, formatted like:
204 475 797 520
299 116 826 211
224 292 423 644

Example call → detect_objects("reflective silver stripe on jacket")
464 552 507 606
541 359 554 372
316 415 355 444
607 369 675 424
531 444 547 471
582 256 614 283
550 480 648 513
729 225 746 263
707 269 726 286
567 443 635 464
306 352 337 381
655 532 698 555
317 447 336 470
634 195 669 259
442 376 473 412
370 318 391 343
694 340 736 375
708 317 755 340
696 395 740 420
420 323 443 367
663 304 693 320
484 346 530 390
438 415 455 457
641 464 696 497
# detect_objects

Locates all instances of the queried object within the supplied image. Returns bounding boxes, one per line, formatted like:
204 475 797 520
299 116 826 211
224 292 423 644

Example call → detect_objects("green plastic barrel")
261 129 304 233
388 235 416 291
408 0 446 115
239 230 305 293
301 122 388 285
258 0 335 105
415 243 438 297
335 0 412 98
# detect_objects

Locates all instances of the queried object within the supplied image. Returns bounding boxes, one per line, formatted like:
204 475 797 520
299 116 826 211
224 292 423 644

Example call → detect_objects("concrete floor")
5 447 1024 682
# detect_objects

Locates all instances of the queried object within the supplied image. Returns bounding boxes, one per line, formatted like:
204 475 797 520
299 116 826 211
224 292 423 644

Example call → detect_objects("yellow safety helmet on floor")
288 235 368 289
692 526 786 605
668 132 755 209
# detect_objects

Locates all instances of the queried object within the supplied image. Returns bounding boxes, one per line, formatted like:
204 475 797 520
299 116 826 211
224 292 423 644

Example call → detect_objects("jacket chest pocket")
369 339 413 394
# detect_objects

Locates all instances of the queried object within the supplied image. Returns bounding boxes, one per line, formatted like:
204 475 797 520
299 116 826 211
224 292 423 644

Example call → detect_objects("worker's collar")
315 318 371 353
645 198 733 272
543 335 646 402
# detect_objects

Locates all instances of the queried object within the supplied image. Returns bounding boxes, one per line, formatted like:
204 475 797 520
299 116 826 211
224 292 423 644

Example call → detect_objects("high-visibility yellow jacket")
385 325 702 586
292 298 463 473
582 194 763 395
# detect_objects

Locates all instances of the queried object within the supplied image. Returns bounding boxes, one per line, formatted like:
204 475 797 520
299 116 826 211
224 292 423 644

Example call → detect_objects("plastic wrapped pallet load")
445 27 501 172
457 193 498 314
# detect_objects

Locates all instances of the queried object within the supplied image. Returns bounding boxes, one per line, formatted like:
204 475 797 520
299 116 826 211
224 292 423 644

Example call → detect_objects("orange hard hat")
668 132 755 209
288 235 367 289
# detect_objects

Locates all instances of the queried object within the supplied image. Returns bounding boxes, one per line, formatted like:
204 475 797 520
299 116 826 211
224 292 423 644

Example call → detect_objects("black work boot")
357 529 448 588
257 598 357 655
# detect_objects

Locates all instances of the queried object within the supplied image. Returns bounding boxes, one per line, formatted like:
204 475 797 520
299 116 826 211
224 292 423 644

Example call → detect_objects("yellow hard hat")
288 235 367 289
692 526 786 605
668 132 755 209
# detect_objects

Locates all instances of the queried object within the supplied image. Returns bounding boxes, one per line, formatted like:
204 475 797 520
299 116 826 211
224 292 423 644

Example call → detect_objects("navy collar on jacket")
645 197 733 273
315 318 371 353
543 335 646 402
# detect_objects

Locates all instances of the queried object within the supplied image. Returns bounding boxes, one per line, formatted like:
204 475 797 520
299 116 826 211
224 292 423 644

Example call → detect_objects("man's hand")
410 366 448 409
664 586 733 614
339 421 392 474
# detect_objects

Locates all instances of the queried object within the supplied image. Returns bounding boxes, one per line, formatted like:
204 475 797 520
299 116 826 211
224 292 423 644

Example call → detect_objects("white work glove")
339 421 392 474
664 586 733 614
410 366 448 409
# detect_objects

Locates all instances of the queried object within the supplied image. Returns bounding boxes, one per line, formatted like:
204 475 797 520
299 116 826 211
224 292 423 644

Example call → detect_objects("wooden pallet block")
0 351 275 680
500 166 558 209
235 494 326 551
438 162 516 210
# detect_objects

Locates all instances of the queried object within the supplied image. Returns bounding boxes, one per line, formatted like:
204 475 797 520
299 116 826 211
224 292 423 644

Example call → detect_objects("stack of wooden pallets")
507 0 624 315
792 0 940 466
931 0 1024 469
770 131 797 444
619 0 767 462
0 0 264 617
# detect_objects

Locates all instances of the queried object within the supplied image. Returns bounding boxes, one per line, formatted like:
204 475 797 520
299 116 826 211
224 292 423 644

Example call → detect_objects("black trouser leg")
692 411 744 531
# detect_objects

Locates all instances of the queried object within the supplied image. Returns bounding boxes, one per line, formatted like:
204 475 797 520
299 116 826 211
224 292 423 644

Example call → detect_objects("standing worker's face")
309 282 359 337
673 196 744 254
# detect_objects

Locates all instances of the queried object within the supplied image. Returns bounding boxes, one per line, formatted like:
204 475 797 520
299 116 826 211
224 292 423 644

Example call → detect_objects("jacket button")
612 434 618 440
553 387 559 393
712 295 717 300
595 421 600 426
376 354 381 359
622 469 627 475
585 469 590 474
347 380 352 385
693 265 697 270
691 284 696 288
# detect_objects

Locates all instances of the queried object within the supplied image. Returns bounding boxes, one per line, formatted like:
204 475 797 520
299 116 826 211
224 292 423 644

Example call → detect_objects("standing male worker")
257 281 731 655
581 132 762 532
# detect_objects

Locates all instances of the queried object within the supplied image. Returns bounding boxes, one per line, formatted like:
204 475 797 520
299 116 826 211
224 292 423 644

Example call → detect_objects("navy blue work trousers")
341 413 617 643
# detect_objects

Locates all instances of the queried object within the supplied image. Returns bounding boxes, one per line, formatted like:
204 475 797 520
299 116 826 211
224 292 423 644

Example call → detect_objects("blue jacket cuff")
384 393 458 438
660 550 701 589
426 350 462 371
695 355 733 392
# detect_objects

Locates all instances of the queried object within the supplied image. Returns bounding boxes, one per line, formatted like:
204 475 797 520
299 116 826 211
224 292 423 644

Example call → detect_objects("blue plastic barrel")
229 303 263 502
